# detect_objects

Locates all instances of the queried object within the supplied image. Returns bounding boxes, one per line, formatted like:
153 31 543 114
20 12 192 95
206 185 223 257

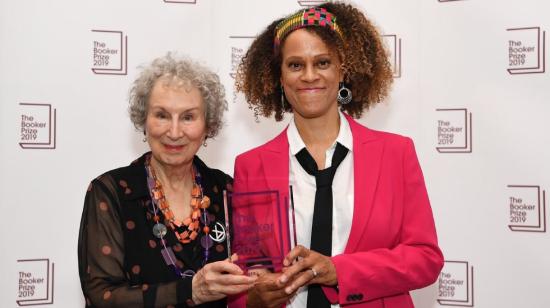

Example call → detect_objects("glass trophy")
223 187 297 272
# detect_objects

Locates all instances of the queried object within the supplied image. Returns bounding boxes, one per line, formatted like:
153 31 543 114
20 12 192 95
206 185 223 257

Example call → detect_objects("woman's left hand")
191 254 257 305
277 245 338 295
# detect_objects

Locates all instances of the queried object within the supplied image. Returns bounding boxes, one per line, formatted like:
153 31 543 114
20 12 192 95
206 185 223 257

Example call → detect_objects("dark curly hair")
235 2 394 121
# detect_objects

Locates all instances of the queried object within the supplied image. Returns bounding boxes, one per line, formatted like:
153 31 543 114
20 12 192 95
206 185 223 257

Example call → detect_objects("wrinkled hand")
278 245 338 295
246 270 295 308
192 254 257 305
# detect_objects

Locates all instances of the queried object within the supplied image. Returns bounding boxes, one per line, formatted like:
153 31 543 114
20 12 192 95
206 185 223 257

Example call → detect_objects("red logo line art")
507 27 546 75
16 259 55 306
297 0 329 7
163 0 196 3
507 185 546 233
382 34 402 78
436 108 472 153
437 260 474 307
19 103 57 150
91 30 128 75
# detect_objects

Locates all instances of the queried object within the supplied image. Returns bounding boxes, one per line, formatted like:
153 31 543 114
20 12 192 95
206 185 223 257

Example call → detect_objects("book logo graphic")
297 0 328 7
383 34 402 78
229 36 254 79
507 27 546 74
507 185 546 232
229 36 254 104
16 259 55 306
163 0 196 3
91 30 128 75
19 103 57 150
436 108 472 153
437 260 474 307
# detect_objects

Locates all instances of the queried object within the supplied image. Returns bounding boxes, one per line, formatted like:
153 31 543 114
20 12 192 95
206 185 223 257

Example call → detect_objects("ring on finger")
310 268 318 278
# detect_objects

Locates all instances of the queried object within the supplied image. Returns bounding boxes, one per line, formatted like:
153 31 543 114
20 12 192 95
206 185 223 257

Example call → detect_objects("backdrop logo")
16 259 55 306
297 0 328 7
507 185 546 232
435 108 472 153
437 260 474 307
91 30 128 75
19 103 57 150
229 36 254 104
507 27 546 74
163 0 196 3
382 34 402 78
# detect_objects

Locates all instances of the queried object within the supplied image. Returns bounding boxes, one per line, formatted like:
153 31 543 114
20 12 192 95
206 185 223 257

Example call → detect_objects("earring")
337 82 352 105
203 138 208 147
142 130 147 142
280 86 286 111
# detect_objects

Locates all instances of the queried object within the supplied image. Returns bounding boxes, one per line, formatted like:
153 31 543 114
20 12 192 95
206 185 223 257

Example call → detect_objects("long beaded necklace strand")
145 155 213 277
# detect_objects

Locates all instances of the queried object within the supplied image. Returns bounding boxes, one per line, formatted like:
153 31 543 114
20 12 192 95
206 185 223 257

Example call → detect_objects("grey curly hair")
129 53 227 138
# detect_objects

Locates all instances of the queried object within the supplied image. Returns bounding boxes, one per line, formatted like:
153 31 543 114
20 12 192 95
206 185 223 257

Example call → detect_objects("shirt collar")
287 110 353 156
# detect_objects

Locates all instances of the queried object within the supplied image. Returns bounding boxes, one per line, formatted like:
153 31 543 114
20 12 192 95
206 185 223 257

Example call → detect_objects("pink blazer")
229 114 443 307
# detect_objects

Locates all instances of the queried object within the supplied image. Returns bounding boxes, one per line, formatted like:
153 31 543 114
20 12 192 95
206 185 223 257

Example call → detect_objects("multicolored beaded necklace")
144 154 216 277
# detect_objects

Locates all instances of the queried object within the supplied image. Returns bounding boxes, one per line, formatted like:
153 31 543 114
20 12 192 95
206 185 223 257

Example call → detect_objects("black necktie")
295 143 348 308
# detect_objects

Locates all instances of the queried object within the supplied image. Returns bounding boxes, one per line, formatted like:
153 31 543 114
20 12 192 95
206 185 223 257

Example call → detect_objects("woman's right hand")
191 254 257 305
246 270 294 308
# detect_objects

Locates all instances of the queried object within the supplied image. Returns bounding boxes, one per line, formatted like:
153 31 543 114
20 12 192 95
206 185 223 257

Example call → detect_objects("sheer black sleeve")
78 175 190 308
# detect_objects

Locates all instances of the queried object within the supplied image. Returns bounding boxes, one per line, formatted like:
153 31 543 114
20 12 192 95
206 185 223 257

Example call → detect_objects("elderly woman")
78 54 256 308
232 2 443 308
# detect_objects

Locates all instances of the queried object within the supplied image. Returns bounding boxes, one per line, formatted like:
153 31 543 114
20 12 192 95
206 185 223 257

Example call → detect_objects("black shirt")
78 153 232 307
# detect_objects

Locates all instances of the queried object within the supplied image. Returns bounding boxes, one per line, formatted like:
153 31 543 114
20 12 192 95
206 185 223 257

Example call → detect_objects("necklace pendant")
152 223 168 238
209 222 227 243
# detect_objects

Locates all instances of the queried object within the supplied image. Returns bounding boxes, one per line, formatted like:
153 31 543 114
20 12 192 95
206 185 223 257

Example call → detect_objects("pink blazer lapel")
344 115 384 253
258 130 292 266
259 129 290 194
255 119 383 254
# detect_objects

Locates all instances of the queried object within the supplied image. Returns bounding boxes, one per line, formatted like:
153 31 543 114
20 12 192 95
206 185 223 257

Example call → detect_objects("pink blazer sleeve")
229 128 442 307
325 137 443 305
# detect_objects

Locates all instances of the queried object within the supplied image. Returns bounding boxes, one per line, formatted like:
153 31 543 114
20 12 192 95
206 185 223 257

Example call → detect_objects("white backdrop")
1 0 549 307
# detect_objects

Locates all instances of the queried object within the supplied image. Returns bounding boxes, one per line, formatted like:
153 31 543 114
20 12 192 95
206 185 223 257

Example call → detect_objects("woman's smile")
298 86 326 92
163 143 185 152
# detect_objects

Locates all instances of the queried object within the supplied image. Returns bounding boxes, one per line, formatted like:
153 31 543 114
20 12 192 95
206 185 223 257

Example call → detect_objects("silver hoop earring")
281 86 287 111
337 82 352 105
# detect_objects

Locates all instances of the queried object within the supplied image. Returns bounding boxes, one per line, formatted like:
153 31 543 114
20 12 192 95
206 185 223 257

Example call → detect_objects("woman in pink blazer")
231 3 443 307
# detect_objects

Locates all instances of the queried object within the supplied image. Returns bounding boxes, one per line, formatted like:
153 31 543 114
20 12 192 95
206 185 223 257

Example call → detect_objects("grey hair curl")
129 53 227 138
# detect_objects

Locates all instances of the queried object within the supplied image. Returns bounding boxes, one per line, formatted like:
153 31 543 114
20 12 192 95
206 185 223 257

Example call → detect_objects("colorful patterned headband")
274 7 343 51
